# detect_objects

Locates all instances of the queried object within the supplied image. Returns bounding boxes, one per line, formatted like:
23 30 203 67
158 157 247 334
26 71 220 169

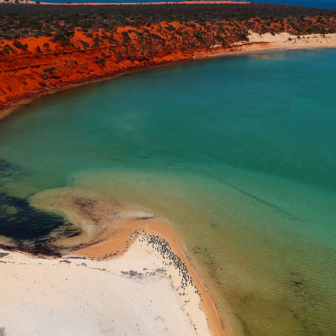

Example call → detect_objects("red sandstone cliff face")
0 21 240 113
0 16 335 114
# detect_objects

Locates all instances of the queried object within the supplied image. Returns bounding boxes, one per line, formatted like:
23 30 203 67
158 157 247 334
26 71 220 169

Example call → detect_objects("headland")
0 190 228 336
1 2 336 117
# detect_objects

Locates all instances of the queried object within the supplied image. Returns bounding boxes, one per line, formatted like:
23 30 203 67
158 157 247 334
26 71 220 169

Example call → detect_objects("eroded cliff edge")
1 2 336 115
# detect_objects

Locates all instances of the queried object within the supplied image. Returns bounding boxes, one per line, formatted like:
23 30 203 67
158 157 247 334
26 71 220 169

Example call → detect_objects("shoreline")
1 32 336 119
0 183 228 335
28 185 228 335
73 215 228 336
1 29 336 336
0 214 228 336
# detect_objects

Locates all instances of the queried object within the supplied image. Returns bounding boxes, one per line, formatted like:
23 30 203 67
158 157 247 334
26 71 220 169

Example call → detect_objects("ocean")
256 0 336 10
40 0 336 11
0 49 336 335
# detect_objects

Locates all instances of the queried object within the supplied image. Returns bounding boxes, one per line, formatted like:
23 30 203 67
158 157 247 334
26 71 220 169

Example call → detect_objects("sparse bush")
43 67 56 76
13 40 28 50
0 47 10 56
5 44 17 53
95 57 105 65
0 2 336 46
121 31 131 42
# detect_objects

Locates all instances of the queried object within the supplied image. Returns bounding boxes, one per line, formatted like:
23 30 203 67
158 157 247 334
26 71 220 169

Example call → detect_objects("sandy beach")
1 31 336 336
237 31 336 51
1 3 336 333
0 198 227 336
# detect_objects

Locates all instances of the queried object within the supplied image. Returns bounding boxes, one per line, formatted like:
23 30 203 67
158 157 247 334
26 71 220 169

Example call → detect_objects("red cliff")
1 3 336 115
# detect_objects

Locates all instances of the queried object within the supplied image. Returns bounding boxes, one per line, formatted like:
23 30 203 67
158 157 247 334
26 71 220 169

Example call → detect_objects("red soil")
0 21 261 116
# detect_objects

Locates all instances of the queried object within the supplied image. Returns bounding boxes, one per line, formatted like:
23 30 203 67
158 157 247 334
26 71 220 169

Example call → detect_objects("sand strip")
0 217 227 336
74 216 228 336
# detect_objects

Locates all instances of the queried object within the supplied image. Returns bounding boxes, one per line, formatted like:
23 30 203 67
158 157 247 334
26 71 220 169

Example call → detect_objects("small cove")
0 49 336 335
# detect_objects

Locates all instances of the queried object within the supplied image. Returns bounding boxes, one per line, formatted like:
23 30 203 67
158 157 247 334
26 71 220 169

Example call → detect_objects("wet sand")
0 215 227 336
26 185 227 335
75 216 228 336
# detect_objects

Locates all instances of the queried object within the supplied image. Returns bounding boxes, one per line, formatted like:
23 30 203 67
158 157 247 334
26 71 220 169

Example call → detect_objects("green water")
0 49 336 335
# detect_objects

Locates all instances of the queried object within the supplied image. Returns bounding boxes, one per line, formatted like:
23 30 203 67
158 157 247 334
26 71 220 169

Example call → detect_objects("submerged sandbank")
0 184 228 335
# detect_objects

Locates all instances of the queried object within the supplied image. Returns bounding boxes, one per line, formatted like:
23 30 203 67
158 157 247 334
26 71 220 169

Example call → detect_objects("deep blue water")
44 0 336 10
256 0 336 9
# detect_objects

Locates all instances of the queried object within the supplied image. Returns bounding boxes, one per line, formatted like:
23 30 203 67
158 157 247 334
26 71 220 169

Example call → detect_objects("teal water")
1 49 336 335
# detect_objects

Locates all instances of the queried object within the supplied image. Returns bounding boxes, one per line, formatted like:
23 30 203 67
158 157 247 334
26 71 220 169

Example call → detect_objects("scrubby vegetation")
0 2 335 41
1 2 336 117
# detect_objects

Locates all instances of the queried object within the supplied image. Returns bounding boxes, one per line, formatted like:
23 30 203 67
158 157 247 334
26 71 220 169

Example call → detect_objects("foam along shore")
0 217 227 336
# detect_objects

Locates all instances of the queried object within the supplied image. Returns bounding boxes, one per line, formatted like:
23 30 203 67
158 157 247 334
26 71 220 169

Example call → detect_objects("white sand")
237 31 336 50
0 237 212 336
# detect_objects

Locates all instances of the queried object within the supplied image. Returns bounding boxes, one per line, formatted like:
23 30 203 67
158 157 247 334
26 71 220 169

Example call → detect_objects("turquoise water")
1 49 336 335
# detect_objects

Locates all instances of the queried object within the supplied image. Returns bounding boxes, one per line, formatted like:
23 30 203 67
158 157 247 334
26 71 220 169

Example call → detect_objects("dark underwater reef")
0 158 80 255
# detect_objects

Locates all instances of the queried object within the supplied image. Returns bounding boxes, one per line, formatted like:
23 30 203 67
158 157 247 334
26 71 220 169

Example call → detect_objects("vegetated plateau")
1 2 336 113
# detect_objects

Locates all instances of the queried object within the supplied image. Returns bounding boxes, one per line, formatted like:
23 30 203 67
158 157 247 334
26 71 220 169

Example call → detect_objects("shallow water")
1 49 336 335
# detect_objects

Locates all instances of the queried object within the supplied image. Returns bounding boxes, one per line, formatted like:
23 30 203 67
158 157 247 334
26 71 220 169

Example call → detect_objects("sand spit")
0 184 227 335
0 227 226 336
75 218 228 336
